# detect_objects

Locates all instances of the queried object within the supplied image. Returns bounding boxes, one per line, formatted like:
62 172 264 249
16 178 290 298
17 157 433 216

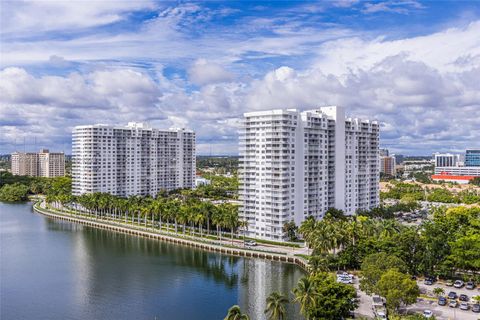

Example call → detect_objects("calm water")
0 202 304 320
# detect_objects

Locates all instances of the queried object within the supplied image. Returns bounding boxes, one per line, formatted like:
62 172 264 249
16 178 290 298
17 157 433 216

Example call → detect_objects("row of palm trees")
299 212 402 257
46 191 245 242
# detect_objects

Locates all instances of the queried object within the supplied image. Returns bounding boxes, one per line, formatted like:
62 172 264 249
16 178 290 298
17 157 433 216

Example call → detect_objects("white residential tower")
239 106 379 241
72 122 195 197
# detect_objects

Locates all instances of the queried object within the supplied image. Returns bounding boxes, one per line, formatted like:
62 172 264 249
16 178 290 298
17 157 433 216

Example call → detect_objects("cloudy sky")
1 0 479 155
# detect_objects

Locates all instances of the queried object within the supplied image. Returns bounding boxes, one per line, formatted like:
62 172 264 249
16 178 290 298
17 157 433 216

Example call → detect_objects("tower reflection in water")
45 218 305 319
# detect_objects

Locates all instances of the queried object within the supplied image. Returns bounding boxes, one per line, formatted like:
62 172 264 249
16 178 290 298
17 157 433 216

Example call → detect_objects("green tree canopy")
0 183 29 202
293 273 356 320
375 269 419 312
360 252 407 294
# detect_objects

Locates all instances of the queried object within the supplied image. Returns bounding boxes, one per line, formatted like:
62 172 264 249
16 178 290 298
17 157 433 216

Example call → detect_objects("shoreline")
32 201 310 271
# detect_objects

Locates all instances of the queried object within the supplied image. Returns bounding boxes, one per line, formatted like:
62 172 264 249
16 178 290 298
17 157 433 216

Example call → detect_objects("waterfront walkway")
33 201 310 271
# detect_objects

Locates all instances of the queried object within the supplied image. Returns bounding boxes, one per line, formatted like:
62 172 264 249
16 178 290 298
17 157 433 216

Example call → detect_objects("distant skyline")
1 0 479 155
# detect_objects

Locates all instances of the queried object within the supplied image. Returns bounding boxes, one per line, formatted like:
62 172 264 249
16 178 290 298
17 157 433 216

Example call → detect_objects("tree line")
294 205 479 317
0 172 69 202
46 189 244 242
381 181 480 204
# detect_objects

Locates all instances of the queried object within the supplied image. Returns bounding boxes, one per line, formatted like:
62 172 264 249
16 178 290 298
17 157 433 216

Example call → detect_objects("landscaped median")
32 200 310 271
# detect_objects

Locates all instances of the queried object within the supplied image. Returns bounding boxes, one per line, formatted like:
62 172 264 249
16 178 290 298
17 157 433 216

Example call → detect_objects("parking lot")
351 277 480 319
415 280 480 320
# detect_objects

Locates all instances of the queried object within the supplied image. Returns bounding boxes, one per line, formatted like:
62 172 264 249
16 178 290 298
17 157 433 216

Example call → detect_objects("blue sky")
1 0 479 155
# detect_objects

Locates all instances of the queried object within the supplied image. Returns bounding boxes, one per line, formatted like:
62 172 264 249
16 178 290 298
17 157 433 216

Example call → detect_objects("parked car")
244 240 257 247
423 310 433 318
448 291 457 299
466 281 476 290
472 304 480 313
337 274 353 284
424 279 433 285
459 294 468 301
445 280 454 286
438 297 447 306
460 302 470 310
449 300 458 308
454 280 465 288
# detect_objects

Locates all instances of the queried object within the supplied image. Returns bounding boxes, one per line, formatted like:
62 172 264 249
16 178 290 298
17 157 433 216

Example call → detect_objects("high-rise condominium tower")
380 156 396 176
72 122 195 197
11 149 65 177
239 106 379 241
465 149 480 167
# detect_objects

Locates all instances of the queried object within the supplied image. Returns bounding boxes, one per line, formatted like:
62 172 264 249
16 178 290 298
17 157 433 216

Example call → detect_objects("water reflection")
1 203 304 320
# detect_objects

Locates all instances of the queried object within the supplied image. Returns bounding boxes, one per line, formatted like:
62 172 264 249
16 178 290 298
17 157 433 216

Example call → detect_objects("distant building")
434 153 459 167
465 149 480 167
431 174 475 184
394 154 404 165
11 149 65 177
434 166 480 177
239 106 379 241
72 122 195 197
379 148 389 157
195 176 211 188
380 156 396 176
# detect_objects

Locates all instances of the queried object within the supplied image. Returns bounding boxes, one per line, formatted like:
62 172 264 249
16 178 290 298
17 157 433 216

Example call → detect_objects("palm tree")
224 305 250 320
311 222 331 255
168 199 180 233
293 277 317 319
299 216 316 248
212 205 225 241
152 199 164 231
193 207 206 238
178 203 190 234
433 287 444 297
223 203 239 244
264 292 288 320
239 219 249 244
202 202 215 235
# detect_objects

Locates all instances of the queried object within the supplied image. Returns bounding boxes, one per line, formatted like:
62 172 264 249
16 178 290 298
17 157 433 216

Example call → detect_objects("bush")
0 183 29 202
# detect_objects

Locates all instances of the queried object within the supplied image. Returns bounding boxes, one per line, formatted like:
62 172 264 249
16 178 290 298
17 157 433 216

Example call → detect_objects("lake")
0 202 304 320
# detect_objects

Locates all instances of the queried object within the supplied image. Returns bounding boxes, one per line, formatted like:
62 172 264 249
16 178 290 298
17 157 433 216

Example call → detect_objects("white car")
337 274 353 284
423 310 433 318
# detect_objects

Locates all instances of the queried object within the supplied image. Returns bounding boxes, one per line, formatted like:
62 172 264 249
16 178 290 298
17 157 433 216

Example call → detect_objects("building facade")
11 149 65 177
434 153 459 167
465 149 480 167
434 166 480 177
72 122 195 197
239 106 379 241
380 156 396 176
